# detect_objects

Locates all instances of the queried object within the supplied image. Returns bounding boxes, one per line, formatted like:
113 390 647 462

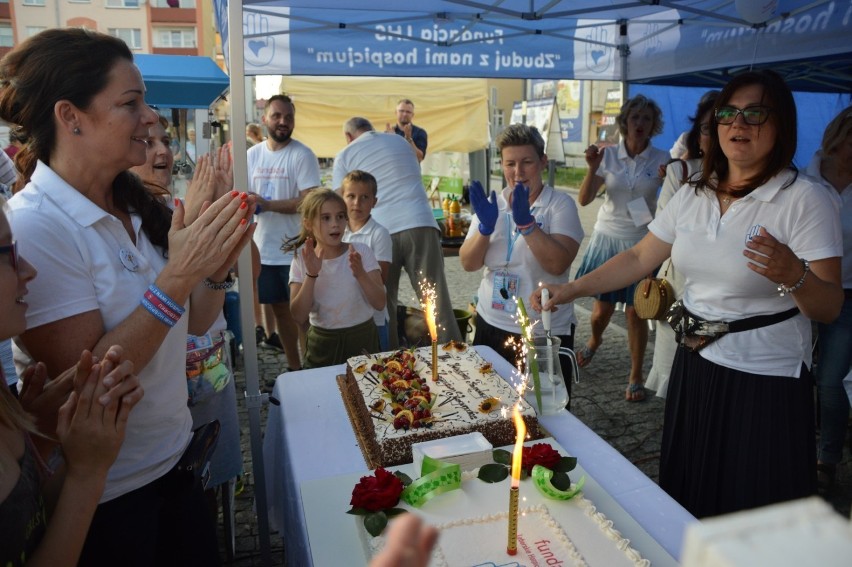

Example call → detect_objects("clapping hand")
301 237 323 277
511 183 535 227
468 180 498 235
57 347 143 480
348 244 366 279
584 144 604 170
184 154 217 225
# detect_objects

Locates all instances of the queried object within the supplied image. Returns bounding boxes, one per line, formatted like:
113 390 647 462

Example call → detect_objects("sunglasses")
0 240 17 272
715 105 772 126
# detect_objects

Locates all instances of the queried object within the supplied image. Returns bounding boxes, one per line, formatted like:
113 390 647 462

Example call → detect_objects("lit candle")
420 280 439 381
507 404 526 555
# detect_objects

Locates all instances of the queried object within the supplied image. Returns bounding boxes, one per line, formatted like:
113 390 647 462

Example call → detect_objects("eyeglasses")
0 240 18 272
699 123 711 135
715 105 772 126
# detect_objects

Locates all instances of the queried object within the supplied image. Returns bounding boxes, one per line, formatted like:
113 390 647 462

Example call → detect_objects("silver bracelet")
203 271 235 291
777 258 809 296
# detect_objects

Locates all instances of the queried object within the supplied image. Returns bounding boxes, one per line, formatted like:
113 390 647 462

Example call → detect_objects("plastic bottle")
442 194 451 220
449 195 462 237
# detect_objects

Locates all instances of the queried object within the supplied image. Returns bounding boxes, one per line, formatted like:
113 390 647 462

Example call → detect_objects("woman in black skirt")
531 70 844 518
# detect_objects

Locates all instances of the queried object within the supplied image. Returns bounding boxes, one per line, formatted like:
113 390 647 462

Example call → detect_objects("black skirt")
659 348 816 518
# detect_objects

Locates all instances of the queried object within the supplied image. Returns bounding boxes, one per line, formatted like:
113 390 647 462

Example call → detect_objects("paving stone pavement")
220 184 851 566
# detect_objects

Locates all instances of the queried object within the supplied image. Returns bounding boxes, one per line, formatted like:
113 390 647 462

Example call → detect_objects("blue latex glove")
468 180 498 235
511 183 535 227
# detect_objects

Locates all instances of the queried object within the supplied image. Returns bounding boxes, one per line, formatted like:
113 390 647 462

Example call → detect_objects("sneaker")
255 325 267 345
262 332 285 352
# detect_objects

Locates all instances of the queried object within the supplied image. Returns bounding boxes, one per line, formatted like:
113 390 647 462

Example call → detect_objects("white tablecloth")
262 346 697 566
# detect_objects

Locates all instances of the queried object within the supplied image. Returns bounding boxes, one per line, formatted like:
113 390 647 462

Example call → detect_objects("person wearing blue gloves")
460 124 583 396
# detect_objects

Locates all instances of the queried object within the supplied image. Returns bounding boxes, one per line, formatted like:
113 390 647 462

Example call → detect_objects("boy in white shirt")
341 170 393 349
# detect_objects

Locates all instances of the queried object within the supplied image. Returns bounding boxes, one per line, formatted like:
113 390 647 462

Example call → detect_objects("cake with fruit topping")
339 345 542 468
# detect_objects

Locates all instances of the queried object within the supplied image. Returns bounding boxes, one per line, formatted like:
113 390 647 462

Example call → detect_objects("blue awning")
134 54 230 109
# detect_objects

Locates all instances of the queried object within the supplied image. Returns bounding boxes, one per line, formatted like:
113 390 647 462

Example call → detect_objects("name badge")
119 249 139 272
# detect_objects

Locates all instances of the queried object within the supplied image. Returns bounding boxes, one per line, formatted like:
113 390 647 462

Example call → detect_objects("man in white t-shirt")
248 95 321 371
333 117 461 348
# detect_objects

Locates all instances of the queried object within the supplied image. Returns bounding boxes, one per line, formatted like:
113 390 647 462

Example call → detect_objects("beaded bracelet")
777 258 810 296
203 271 235 291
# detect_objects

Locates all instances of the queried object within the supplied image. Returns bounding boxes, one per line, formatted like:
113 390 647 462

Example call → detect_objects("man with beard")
334 117 461 348
386 98 427 163
248 95 320 372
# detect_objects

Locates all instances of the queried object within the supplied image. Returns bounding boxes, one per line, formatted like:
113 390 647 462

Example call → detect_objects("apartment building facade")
0 0 218 59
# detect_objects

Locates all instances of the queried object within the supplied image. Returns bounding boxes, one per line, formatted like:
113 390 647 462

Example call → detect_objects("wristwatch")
204 270 236 291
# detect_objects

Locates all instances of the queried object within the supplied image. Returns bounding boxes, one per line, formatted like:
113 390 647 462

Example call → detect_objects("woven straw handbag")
633 261 675 320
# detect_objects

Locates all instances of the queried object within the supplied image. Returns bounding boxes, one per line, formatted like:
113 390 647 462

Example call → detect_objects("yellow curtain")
280 76 490 158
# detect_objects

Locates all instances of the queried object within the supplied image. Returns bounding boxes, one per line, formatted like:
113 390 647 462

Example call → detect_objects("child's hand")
302 237 323 277
348 244 366 278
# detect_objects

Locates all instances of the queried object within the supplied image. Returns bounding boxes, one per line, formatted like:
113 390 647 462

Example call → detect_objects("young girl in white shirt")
285 189 386 368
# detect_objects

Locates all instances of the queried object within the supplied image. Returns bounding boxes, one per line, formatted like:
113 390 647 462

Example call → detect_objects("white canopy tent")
213 2 851 563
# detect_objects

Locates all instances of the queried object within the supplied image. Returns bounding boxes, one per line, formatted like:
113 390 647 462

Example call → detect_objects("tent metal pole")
228 0 273 564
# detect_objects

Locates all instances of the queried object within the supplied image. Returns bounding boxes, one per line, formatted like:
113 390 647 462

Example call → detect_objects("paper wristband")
531 464 586 501
401 455 461 508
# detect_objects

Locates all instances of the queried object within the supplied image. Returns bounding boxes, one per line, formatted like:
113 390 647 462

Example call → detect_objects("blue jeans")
816 296 852 465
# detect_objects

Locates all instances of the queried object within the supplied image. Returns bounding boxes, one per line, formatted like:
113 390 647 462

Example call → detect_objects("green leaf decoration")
550 472 572 491
531 465 586 501
493 449 511 465
394 471 413 486
554 456 578 473
385 507 408 518
346 507 369 516
478 463 509 483
364 511 389 537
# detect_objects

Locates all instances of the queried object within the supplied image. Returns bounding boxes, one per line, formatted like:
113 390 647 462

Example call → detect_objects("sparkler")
419 279 439 382
507 404 526 555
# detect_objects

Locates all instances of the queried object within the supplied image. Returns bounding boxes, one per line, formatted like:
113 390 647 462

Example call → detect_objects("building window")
0 24 12 47
108 28 142 50
154 27 197 49
106 0 139 7
151 0 196 7
22 0 46 6
25 26 47 37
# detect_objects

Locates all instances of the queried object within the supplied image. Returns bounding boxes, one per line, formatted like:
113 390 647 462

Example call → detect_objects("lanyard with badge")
490 209 536 313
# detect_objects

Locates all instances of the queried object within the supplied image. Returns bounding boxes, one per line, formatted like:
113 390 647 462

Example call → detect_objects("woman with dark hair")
575 94 669 402
804 106 852 490
646 90 719 397
534 70 843 518
1 28 254 564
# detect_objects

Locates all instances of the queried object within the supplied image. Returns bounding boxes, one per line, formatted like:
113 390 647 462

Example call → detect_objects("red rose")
350 467 404 512
522 443 561 475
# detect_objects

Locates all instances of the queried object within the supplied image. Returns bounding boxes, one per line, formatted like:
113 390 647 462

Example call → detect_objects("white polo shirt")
248 140 321 265
344 216 392 325
803 151 852 288
8 161 192 502
649 169 842 377
467 185 584 335
332 131 438 235
594 140 670 239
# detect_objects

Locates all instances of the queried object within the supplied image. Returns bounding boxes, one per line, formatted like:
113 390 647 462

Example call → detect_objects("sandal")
625 382 646 402
576 345 596 368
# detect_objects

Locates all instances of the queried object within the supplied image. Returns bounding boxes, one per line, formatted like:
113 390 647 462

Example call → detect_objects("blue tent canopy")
134 54 230 109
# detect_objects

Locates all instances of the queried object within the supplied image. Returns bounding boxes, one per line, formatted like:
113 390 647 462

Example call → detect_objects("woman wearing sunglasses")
533 70 843 518
1 204 144 566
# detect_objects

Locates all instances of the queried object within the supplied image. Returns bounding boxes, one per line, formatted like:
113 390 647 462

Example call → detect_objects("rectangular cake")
340 344 543 468
360 439 657 567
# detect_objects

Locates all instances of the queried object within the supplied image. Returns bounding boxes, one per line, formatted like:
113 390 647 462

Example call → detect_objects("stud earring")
73 127 81 135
